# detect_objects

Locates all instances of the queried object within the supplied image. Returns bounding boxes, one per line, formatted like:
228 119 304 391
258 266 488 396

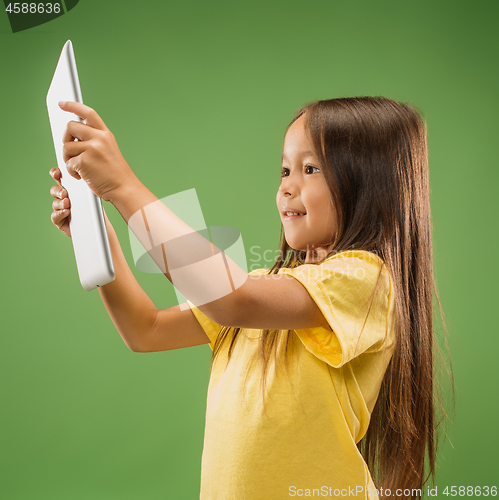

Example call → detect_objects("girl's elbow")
123 334 144 353
118 324 154 353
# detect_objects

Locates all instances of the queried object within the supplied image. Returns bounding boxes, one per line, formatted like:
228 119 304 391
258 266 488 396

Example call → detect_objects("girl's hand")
49 166 71 237
59 101 139 203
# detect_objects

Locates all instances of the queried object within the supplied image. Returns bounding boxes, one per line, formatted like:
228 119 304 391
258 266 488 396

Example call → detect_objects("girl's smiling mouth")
281 207 307 221
283 213 306 221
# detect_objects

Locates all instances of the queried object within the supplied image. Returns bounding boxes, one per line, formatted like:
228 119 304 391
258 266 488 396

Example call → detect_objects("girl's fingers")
50 184 68 200
52 196 70 211
62 120 95 144
49 168 72 237
58 101 108 131
66 156 82 180
49 167 62 186
62 138 86 163
49 166 60 178
51 208 70 228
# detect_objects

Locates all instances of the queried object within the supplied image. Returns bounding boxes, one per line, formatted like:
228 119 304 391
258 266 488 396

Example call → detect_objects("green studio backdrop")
1 1 498 498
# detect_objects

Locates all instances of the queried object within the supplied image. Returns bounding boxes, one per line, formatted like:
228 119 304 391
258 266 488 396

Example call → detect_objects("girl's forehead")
283 115 316 160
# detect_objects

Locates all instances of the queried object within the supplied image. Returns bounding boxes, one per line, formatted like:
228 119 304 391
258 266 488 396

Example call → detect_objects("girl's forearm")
98 214 158 352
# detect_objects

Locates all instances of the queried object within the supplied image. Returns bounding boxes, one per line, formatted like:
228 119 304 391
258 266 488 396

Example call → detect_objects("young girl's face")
277 114 336 264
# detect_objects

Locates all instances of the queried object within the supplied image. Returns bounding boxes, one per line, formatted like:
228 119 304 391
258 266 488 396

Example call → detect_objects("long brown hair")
211 97 451 498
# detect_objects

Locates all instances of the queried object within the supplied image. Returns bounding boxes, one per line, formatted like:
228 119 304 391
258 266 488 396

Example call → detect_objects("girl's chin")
285 243 307 253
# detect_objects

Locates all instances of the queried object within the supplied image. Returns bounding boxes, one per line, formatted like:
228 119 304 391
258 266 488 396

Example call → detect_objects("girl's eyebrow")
281 151 316 161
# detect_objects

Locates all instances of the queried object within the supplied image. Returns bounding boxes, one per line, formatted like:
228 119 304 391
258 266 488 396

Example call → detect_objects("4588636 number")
442 486 498 496
5 3 61 14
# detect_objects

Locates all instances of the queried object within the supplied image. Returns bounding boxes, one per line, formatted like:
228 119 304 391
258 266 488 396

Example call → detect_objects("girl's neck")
304 245 333 264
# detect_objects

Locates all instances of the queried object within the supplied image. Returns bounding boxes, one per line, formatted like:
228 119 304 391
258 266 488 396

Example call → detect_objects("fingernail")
59 101 67 107
59 190 64 199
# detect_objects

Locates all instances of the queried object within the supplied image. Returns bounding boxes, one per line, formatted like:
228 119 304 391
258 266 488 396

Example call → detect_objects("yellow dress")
188 250 396 500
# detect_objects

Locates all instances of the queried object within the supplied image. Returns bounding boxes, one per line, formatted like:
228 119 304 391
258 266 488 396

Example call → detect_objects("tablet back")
47 40 115 291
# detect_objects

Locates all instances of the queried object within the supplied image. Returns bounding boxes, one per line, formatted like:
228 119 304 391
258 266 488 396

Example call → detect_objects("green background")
1 1 498 498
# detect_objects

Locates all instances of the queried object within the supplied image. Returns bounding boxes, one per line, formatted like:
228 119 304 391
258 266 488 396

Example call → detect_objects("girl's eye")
305 165 320 174
280 165 319 178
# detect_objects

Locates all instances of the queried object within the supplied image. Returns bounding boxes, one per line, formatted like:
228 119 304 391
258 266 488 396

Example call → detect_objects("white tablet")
47 40 115 291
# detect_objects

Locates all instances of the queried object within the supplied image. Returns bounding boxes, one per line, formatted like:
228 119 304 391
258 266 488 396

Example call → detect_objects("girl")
49 97 445 500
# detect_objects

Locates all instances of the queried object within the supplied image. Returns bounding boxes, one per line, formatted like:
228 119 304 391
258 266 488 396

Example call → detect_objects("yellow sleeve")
279 251 393 368
186 300 223 351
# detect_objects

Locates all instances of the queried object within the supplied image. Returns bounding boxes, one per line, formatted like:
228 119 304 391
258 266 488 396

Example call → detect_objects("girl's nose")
279 174 299 197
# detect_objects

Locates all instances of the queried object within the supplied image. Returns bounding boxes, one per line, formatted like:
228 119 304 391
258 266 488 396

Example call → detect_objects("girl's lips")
283 213 306 221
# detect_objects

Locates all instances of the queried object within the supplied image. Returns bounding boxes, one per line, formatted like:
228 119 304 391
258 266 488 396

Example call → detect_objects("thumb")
66 158 82 180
